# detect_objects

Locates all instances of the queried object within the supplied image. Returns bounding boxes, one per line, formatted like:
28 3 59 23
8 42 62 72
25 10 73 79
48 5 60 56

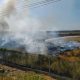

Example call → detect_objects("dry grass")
0 64 55 80
59 49 80 62
59 55 80 62
63 36 80 42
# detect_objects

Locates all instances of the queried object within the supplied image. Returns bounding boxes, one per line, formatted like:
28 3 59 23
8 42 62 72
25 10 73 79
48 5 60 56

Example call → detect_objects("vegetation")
0 48 80 80
64 36 80 42
0 64 54 80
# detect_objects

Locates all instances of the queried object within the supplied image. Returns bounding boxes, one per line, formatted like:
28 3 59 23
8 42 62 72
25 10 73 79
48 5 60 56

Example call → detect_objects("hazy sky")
0 0 80 31
29 0 80 30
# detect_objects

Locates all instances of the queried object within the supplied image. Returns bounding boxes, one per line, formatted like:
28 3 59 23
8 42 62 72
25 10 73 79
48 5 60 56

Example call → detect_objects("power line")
25 0 61 8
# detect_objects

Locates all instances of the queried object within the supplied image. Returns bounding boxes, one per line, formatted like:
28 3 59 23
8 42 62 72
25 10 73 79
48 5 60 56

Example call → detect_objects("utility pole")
48 55 51 74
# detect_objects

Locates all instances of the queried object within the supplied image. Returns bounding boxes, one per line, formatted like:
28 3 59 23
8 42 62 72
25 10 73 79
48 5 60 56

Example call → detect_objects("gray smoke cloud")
0 0 58 54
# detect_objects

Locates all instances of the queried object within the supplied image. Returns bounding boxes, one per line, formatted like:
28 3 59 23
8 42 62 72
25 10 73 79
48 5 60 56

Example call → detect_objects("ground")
0 64 56 80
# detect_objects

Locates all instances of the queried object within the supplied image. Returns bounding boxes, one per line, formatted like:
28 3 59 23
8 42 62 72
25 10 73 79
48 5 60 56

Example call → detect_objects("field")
63 36 80 42
0 64 54 80
0 48 80 80
51 36 80 79
0 35 80 80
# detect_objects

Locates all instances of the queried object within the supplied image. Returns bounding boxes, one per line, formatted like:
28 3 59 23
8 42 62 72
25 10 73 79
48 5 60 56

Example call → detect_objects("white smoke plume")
0 0 58 54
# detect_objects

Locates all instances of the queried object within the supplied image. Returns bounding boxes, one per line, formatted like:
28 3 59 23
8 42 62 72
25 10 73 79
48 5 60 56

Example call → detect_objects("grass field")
0 64 55 80
0 35 80 80
59 49 80 62
62 36 80 42
59 36 80 62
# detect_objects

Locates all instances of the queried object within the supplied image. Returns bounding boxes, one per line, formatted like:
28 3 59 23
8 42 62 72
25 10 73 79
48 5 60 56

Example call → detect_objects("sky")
0 0 80 31
29 0 80 30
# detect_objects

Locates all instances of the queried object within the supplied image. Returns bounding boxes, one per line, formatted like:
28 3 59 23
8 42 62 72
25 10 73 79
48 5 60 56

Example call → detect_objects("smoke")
0 0 56 54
